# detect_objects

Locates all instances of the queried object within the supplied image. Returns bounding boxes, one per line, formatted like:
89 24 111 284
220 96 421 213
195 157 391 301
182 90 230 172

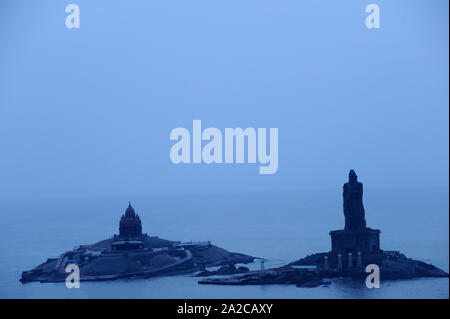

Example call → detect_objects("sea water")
0 188 448 298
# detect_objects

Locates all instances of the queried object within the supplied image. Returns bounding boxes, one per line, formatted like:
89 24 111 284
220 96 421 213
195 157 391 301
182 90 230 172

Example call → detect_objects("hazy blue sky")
0 0 448 200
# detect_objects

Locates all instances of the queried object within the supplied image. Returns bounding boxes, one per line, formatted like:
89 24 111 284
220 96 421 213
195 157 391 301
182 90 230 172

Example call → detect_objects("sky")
0 0 448 200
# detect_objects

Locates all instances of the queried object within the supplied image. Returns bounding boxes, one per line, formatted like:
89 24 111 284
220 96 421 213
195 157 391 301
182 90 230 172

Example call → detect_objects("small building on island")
111 203 147 251
119 202 143 238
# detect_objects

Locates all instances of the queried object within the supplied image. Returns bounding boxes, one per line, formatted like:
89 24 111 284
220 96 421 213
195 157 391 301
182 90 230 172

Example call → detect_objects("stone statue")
331 170 380 254
343 170 366 231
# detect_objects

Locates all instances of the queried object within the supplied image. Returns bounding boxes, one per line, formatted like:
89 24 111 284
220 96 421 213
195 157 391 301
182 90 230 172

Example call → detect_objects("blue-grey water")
0 188 448 298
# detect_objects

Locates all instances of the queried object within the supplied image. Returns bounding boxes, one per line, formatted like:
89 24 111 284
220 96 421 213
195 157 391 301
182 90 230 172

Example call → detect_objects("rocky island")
21 203 254 283
199 170 448 288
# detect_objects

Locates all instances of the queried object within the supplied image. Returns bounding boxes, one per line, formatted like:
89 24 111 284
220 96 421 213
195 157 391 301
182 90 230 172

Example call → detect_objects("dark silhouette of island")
20 204 254 283
21 171 448 287
199 170 448 288
291 170 449 279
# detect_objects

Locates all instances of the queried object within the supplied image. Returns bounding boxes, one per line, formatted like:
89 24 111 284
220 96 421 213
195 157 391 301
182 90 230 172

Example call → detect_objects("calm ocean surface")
0 188 448 298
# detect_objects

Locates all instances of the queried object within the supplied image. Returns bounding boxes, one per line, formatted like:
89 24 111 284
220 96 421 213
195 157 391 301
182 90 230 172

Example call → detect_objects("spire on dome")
125 202 136 217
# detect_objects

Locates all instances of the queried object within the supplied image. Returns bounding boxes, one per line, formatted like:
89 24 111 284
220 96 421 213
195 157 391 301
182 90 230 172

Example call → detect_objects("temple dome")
119 203 142 238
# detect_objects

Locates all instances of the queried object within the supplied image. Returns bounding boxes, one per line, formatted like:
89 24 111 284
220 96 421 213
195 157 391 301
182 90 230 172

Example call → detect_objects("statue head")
349 170 357 182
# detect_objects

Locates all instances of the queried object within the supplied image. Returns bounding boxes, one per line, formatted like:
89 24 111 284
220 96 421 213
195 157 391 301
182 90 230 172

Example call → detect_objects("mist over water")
0 0 448 299
0 187 447 298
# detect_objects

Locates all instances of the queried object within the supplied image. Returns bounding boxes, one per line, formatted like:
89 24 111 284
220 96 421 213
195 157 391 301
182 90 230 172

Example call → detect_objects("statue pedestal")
330 228 381 254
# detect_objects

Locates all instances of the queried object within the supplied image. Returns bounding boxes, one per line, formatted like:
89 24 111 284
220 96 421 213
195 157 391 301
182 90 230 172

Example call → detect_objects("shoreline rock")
289 251 449 280
197 251 448 288
20 236 255 283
